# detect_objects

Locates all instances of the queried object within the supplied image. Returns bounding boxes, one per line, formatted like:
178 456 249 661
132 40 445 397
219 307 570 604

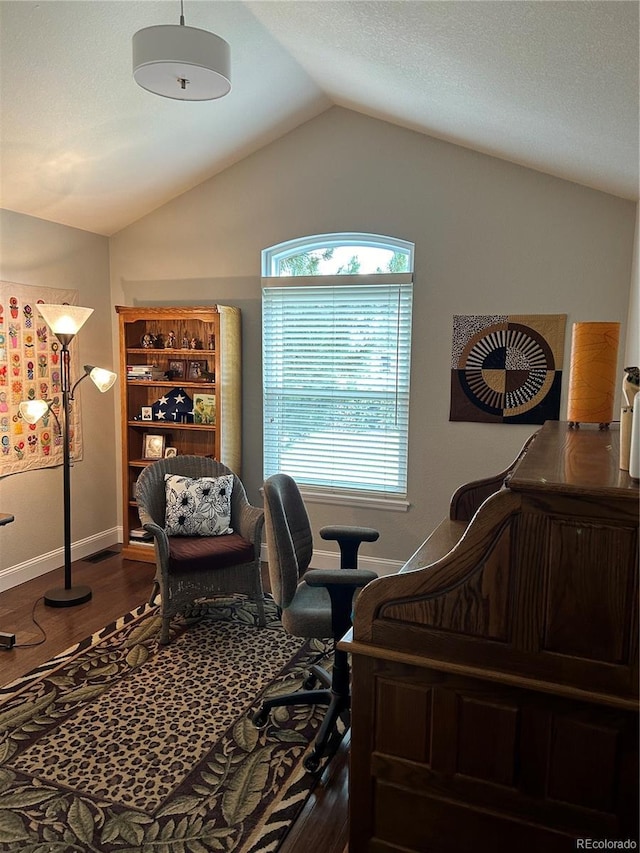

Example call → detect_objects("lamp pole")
44 338 92 607
19 305 116 607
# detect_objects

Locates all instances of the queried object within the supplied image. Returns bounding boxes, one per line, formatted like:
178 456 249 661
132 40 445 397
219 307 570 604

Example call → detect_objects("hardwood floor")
0 548 350 853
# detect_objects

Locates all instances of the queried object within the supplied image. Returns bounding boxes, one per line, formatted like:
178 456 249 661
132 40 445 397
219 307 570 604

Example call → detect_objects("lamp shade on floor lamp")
566 322 620 427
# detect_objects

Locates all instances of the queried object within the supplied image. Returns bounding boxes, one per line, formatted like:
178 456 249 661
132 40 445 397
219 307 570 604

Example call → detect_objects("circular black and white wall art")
450 314 567 424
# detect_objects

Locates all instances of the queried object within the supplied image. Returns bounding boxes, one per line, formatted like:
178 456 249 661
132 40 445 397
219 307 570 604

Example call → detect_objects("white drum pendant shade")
132 24 231 101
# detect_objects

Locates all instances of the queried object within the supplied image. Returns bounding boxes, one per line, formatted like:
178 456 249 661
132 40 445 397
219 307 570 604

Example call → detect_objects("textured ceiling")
0 0 638 237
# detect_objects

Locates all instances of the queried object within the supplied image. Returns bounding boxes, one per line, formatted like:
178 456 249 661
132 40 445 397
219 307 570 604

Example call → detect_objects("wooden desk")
345 422 638 852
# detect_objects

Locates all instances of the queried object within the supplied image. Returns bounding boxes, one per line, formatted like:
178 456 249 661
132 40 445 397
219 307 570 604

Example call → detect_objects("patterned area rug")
0 598 339 852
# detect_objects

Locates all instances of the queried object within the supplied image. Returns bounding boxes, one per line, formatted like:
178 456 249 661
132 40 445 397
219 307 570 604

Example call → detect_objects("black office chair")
252 473 378 771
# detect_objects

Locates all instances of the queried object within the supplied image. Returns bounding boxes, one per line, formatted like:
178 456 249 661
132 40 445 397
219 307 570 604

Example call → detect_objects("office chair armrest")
304 568 378 589
319 526 380 570
320 525 379 543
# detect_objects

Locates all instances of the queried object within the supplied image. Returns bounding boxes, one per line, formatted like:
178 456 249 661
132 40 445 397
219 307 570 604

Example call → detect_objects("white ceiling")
1 0 638 237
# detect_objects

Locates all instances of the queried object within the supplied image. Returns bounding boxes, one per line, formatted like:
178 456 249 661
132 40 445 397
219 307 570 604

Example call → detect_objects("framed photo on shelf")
143 433 166 460
193 392 216 425
141 406 153 421
187 359 208 381
167 359 186 380
164 447 178 458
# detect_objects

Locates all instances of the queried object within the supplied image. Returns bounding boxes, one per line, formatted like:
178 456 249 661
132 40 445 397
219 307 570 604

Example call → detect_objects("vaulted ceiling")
0 0 637 237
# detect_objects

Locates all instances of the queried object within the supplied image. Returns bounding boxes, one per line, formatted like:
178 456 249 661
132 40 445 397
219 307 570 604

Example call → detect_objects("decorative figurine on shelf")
182 332 189 349
165 330 176 349
141 332 156 348
208 334 215 350
190 337 199 350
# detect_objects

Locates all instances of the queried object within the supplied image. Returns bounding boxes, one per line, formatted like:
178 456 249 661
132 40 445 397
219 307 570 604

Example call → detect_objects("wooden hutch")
345 421 638 852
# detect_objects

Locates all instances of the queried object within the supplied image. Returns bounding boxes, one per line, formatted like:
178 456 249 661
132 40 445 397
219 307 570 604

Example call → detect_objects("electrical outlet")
0 632 16 649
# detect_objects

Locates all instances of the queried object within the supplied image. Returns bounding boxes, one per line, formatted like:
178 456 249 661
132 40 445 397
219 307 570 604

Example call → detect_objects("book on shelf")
130 527 153 542
127 366 166 381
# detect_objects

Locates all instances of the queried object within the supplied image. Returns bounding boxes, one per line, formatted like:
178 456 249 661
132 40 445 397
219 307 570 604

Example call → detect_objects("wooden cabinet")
344 422 639 852
115 305 241 561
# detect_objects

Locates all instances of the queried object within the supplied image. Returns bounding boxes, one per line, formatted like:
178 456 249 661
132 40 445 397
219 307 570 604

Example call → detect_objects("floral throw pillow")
164 474 233 537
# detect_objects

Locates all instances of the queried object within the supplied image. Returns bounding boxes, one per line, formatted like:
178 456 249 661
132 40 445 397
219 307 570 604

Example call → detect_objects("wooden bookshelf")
115 305 241 561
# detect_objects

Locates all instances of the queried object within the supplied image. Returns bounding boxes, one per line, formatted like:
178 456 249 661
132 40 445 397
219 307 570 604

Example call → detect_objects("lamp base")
44 585 92 608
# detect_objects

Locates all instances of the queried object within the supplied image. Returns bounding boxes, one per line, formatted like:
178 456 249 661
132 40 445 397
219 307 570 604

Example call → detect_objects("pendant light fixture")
132 0 231 101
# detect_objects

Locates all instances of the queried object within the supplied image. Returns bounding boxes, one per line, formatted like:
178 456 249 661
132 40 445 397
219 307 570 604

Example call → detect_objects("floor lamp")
19 305 117 608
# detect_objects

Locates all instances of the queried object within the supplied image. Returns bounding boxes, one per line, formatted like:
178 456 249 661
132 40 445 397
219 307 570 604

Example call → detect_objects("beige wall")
626 207 640 368
0 210 118 585
110 107 637 568
0 107 635 584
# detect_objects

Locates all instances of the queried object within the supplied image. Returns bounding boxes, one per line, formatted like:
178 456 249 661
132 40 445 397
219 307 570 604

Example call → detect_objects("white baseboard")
0 527 121 593
1 533 401 595
259 543 402 577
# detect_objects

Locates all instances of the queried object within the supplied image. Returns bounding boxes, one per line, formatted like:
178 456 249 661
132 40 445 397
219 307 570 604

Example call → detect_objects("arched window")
262 231 414 277
262 234 414 507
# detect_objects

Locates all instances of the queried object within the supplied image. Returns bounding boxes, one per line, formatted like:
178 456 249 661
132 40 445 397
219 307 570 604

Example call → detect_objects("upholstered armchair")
135 455 266 644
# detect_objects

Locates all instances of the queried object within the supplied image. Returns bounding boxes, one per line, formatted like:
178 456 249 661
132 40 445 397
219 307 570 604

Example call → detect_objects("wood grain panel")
544 520 637 662
511 511 549 652
374 678 432 763
547 713 620 811
367 620 638 702
372 781 574 853
381 523 513 640
518 706 551 797
366 669 632 841
456 694 519 787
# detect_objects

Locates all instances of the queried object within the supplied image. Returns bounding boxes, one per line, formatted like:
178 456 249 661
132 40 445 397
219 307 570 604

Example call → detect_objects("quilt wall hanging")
0 281 83 476
450 314 567 424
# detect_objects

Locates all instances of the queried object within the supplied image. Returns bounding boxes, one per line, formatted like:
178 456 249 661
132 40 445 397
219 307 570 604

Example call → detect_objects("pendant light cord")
179 0 185 26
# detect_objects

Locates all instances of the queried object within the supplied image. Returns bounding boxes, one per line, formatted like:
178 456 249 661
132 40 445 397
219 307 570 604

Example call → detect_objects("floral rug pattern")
0 598 337 852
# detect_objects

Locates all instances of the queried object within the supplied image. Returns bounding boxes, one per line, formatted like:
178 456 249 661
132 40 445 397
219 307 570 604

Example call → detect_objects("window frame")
261 234 414 510
262 231 414 277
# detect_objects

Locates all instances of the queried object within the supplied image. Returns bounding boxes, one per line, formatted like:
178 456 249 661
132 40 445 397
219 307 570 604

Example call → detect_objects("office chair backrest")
263 473 313 609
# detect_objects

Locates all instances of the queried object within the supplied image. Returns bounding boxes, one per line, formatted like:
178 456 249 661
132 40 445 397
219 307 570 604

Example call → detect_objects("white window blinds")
262 274 413 496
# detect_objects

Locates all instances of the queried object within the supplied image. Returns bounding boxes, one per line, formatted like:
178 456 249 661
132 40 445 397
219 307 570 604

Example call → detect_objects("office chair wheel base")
303 673 318 690
303 752 321 773
251 707 270 729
